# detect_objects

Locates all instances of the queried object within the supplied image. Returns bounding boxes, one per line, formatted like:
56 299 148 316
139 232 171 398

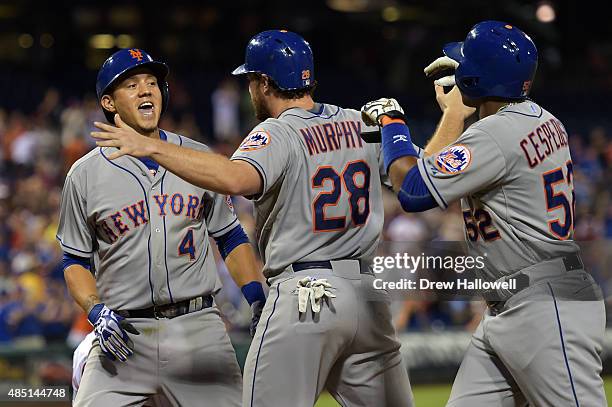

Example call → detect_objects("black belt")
117 295 213 319
291 259 369 274
562 253 584 271
292 261 334 272
485 254 584 309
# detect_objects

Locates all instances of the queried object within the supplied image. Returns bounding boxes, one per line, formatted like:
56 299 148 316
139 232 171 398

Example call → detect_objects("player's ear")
261 75 272 95
100 95 117 114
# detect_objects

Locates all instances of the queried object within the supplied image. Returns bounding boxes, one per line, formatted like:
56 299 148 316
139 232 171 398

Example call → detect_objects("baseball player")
361 21 606 406
57 48 266 407
89 30 463 407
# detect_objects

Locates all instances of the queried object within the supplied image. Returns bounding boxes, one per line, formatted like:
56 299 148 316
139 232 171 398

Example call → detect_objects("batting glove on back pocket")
88 303 140 362
295 277 336 314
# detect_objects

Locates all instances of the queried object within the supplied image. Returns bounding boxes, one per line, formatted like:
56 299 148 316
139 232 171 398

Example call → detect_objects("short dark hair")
486 96 528 103
249 73 316 100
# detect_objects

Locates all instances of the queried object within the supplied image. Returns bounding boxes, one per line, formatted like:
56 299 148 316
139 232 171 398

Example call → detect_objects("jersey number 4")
178 229 196 260
542 160 575 240
312 161 371 232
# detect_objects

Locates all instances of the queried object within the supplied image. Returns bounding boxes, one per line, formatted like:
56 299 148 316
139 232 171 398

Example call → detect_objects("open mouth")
138 101 155 116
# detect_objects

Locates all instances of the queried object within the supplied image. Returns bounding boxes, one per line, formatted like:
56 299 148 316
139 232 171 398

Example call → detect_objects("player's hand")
88 303 140 362
424 55 459 87
360 98 406 127
434 85 476 119
92 114 156 160
249 300 265 338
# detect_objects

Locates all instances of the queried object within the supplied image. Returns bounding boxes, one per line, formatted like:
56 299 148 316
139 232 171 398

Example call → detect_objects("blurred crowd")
0 80 611 351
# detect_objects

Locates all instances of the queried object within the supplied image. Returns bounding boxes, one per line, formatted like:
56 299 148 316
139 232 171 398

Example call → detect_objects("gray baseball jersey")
418 101 578 280
232 103 418 407
231 103 422 277
57 130 237 310
416 101 606 406
59 129 243 407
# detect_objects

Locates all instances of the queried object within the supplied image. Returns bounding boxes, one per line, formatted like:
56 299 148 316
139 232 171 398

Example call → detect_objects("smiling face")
101 67 162 134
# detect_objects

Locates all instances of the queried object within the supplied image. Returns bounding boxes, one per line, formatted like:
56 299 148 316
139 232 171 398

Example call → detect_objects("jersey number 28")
311 161 371 232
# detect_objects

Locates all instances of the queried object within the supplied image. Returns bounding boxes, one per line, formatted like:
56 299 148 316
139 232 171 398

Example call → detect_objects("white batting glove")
309 279 336 313
360 98 405 127
424 56 459 86
297 277 314 314
296 277 336 314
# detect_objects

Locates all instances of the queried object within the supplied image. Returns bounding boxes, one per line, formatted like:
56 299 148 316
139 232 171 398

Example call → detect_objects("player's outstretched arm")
387 86 474 190
92 115 262 196
361 98 420 191
362 87 474 192
361 90 475 213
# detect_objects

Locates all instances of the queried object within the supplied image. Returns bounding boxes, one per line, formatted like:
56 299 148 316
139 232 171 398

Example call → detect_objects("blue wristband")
88 303 104 325
381 122 419 173
241 281 266 305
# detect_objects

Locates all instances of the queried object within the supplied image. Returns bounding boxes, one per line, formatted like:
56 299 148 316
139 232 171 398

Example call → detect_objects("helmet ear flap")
454 63 479 98
459 76 479 89
456 75 484 99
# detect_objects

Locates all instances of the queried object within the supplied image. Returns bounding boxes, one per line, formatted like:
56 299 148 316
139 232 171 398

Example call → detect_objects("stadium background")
0 1 611 405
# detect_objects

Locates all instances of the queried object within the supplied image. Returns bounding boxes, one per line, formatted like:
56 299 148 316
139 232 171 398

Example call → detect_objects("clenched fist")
360 98 406 127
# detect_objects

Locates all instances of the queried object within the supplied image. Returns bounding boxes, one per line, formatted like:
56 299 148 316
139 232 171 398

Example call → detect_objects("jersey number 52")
311 161 371 232
542 160 575 240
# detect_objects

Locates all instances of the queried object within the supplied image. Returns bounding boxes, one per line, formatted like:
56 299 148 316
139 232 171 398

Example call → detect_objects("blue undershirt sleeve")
214 225 250 259
62 252 91 271
397 165 439 212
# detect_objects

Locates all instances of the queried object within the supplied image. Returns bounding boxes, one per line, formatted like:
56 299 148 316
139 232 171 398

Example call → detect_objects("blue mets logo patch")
435 144 472 174
239 130 271 151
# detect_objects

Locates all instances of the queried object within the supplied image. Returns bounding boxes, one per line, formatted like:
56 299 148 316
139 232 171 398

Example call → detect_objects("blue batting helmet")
232 30 314 90
443 21 538 100
96 48 169 122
